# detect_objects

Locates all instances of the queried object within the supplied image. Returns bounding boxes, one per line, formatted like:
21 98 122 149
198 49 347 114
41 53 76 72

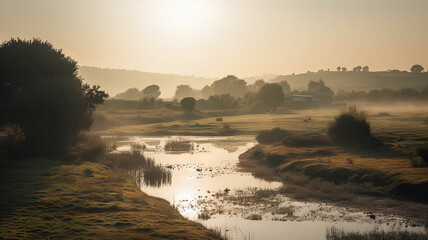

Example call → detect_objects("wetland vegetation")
2 2 428 238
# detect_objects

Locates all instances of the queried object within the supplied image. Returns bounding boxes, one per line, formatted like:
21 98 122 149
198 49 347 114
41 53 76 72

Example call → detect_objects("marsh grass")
164 138 194 152
326 226 428 240
100 152 171 187
282 134 330 147
327 105 373 145
256 127 289 144
245 213 262 220
198 211 211 220
274 206 295 216
131 143 146 151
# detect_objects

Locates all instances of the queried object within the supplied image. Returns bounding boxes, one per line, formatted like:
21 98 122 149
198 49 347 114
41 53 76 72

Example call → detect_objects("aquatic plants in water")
164 137 194 152
101 152 171 187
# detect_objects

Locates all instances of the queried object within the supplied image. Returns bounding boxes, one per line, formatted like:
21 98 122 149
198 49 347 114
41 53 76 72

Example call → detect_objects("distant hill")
78 66 215 98
271 71 428 92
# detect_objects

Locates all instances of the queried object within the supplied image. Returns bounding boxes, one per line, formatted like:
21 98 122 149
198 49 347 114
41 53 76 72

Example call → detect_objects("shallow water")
104 135 425 240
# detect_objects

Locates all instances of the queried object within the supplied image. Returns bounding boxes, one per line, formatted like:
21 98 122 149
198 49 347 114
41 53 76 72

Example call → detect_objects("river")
103 135 424 240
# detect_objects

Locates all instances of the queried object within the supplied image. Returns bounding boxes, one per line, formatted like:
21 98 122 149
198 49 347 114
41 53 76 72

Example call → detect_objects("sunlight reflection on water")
104 135 425 240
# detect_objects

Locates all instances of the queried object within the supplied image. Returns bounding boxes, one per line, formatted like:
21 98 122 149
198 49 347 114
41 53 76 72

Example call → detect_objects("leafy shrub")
282 134 330 147
327 106 372 145
256 128 289 144
180 97 196 112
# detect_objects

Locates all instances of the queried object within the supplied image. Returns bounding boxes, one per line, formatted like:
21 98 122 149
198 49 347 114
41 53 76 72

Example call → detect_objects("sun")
161 0 209 31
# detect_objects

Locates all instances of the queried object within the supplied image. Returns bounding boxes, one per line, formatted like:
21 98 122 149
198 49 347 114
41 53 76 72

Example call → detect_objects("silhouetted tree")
208 94 240 109
353 66 362 72
337 66 341 71
210 75 247 97
142 85 161 99
307 80 334 100
0 38 108 154
362 66 369 72
411 64 424 73
201 85 212 99
341 67 348 72
257 83 284 111
113 88 141 100
174 85 200 100
277 80 291 94
180 97 196 112
247 79 265 92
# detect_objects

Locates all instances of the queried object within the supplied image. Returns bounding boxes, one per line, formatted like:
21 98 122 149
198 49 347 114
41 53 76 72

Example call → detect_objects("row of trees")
337 86 428 102
113 85 160 100
335 64 424 73
337 66 369 72
174 75 291 100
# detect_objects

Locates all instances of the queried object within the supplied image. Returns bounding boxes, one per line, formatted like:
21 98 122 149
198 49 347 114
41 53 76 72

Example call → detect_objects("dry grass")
326 226 428 240
0 158 220 239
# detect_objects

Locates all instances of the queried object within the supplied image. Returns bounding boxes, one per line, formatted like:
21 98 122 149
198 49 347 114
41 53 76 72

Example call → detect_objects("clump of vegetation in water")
245 213 262 221
100 152 171 187
274 206 295 216
131 143 146 151
326 226 428 240
198 211 211 220
256 127 289 144
327 106 373 145
164 138 194 152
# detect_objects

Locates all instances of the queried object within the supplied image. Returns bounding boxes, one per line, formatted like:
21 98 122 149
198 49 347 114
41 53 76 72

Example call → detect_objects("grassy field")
231 106 428 223
90 105 428 223
94 106 428 150
0 158 221 239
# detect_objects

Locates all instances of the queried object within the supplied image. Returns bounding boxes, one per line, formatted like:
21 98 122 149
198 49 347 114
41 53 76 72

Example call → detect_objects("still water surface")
104 135 424 240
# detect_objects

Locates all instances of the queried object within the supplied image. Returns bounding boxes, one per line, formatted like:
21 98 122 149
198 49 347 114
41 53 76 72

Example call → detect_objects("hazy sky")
1 0 427 77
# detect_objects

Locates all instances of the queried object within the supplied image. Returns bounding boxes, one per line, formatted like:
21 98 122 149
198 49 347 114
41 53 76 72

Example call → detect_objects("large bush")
257 83 284 111
256 127 289 144
180 97 196 112
0 38 108 154
327 106 372 145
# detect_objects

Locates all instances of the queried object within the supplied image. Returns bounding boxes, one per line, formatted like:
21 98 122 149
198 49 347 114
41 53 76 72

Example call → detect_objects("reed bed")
101 152 171 187
164 138 194 152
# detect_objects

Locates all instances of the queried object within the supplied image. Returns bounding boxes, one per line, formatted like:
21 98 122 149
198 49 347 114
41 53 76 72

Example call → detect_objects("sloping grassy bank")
0 158 220 239
239 143 428 223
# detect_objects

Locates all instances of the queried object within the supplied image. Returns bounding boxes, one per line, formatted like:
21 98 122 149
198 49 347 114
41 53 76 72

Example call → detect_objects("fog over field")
1 1 428 240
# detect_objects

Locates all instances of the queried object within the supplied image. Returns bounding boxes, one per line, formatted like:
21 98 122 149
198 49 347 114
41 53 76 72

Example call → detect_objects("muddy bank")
0 158 221 240
238 144 428 225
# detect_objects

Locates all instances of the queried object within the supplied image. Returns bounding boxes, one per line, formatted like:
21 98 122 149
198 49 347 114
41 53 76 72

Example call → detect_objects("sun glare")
161 0 209 31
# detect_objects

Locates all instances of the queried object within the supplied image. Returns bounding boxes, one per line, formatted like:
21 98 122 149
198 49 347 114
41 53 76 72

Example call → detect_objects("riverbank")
238 142 428 224
0 158 221 239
